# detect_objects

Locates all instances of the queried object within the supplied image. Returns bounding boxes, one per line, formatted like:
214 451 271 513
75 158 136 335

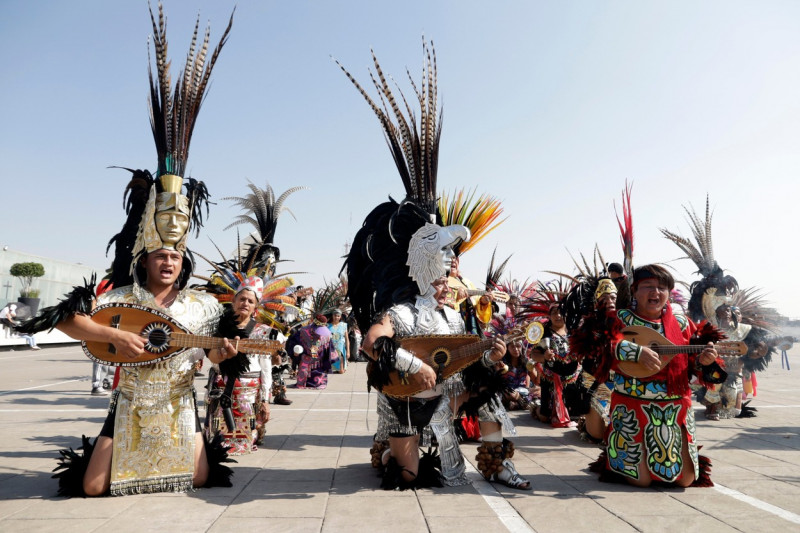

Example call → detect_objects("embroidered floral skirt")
604 392 699 483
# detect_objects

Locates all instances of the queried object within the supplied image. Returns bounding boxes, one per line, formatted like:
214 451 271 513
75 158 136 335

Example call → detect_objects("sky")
1 1 799 318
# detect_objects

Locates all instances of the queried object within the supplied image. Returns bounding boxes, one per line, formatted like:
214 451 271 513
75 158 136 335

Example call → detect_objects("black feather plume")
16 275 97 334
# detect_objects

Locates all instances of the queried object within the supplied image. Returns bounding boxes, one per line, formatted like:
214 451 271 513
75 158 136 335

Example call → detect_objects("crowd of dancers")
14 2 792 498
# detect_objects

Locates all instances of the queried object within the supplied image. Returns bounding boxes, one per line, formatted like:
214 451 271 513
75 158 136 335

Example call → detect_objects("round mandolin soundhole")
142 322 172 354
432 348 450 369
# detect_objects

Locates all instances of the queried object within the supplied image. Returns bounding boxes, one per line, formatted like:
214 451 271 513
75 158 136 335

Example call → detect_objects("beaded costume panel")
605 308 698 482
97 284 222 495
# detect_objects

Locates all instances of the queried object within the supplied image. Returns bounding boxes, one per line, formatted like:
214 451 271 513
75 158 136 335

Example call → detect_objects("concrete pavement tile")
104 517 219 532
0 472 59 499
727 477 800 496
744 492 800 514
0 519 108 532
211 516 322 533
666 490 760 519
112 495 230 520
266 454 338 470
0 499 38 520
732 515 800 531
323 494 428 531
745 466 800 485
260 461 336 482
704 448 786 467
9 494 138 519
633 514 741 533
237 479 330 496
225 485 329 518
417 490 496 517
427 515 521 532
707 461 773 480
590 489 703 517
517 495 638 533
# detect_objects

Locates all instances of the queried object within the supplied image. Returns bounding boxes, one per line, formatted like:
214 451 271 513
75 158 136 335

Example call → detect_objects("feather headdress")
614 180 634 279
340 39 460 332
661 195 738 321
438 188 506 256
147 2 234 179
222 180 307 271
106 3 232 288
309 280 347 320
335 38 441 215
193 236 299 334
518 278 574 322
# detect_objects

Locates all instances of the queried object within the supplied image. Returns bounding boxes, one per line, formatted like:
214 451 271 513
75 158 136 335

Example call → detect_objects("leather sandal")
491 459 532 490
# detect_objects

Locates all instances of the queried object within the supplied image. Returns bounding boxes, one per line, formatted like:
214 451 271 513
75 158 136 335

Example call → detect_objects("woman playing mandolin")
592 264 724 488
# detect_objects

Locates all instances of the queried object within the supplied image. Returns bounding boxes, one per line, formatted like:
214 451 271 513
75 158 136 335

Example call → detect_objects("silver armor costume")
98 283 222 495
375 302 469 486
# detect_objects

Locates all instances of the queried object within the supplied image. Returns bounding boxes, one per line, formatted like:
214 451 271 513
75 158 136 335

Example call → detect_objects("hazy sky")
2 1 799 317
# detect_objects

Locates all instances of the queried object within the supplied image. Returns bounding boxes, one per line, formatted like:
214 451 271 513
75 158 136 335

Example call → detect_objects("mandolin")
616 326 747 379
379 321 544 398
83 303 282 366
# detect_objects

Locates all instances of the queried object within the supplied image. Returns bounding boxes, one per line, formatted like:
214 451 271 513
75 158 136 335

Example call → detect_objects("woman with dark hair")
591 264 724 487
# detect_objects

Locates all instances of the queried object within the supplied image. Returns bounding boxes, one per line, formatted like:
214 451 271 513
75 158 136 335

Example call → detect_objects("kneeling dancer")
591 264 726 487
340 40 528 490
18 3 236 496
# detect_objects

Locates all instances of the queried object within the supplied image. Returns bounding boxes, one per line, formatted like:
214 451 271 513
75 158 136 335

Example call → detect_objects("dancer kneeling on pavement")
14 3 237 496
590 264 727 487
340 39 530 491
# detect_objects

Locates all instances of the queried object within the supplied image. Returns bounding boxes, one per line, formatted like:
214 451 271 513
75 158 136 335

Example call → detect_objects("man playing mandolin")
57 249 241 496
18 3 240 498
592 264 726 488
363 266 508 489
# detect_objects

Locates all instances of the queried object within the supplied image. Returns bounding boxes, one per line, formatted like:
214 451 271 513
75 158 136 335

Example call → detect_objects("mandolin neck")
653 344 709 356
169 333 273 354
451 331 521 359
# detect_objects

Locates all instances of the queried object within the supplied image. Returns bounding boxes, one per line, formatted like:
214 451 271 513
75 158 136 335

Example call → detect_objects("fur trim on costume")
590 448 714 487
16 275 96 334
742 327 774 373
691 321 729 385
568 309 623 384
366 335 398 392
691 452 713 487
379 448 443 491
736 400 758 418
458 363 507 417
52 435 96 498
203 432 237 488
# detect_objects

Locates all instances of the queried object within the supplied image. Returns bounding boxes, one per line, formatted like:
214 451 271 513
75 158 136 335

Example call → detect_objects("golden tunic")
97 283 221 495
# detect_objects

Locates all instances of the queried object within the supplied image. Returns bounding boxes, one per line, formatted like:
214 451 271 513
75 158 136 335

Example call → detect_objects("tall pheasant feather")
335 38 441 215
660 195 718 277
147 1 234 178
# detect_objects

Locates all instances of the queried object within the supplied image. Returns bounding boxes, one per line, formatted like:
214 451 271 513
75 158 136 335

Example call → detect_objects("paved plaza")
0 342 798 532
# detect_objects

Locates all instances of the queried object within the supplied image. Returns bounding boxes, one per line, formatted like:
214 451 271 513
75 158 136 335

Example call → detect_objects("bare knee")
389 435 420 480
584 411 606 440
83 436 113 496
193 432 209 488
675 433 696 487
626 475 652 488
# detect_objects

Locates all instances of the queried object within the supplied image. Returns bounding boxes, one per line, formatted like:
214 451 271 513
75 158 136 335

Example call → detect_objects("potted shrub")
10 262 45 315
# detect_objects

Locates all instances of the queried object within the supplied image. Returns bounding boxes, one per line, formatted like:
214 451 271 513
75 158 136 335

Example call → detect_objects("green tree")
9 262 45 297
